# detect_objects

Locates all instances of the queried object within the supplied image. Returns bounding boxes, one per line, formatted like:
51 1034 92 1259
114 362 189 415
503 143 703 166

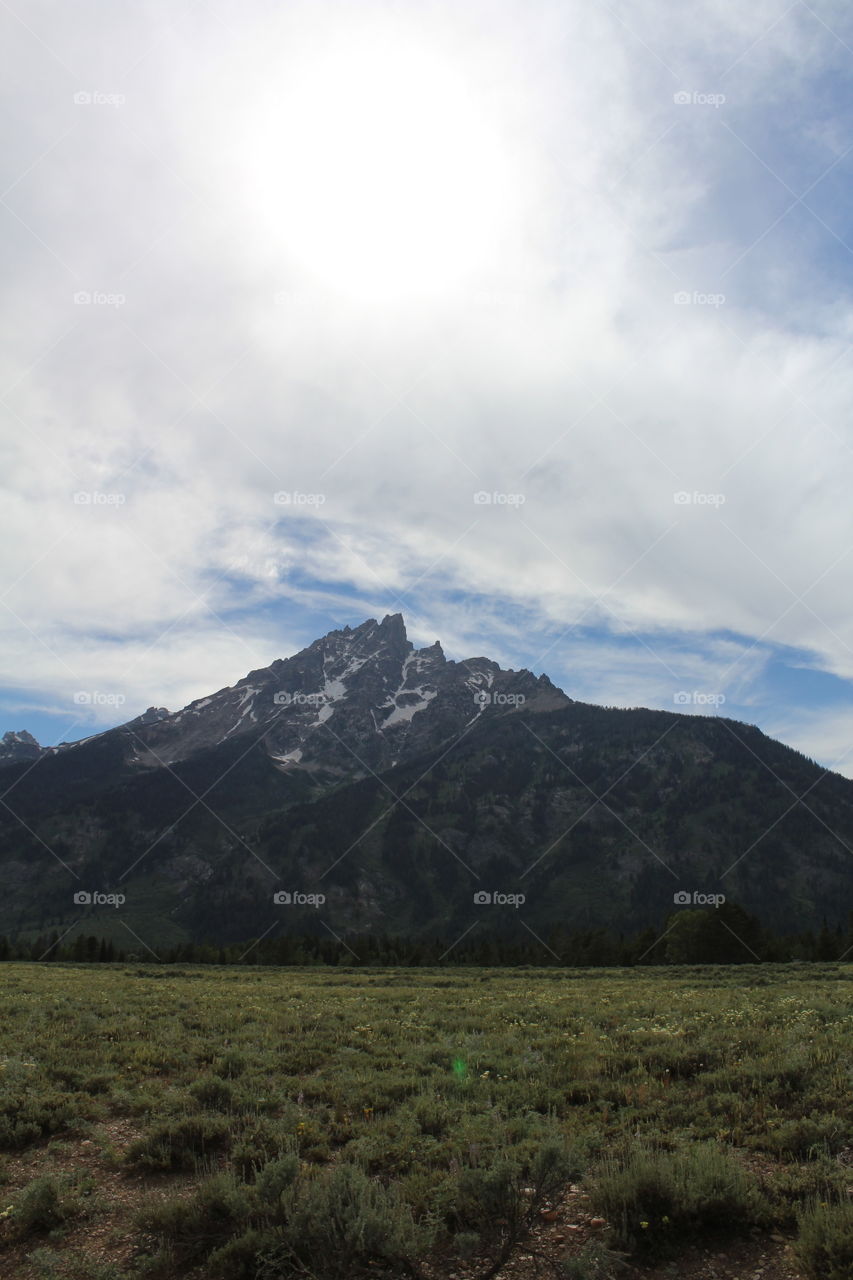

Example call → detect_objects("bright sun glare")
250 34 513 305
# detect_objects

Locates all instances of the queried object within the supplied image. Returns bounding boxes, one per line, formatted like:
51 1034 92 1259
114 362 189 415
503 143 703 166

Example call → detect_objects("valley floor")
0 963 850 1279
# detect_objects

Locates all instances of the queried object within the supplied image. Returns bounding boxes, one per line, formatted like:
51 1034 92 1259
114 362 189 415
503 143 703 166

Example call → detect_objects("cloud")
2 0 853 770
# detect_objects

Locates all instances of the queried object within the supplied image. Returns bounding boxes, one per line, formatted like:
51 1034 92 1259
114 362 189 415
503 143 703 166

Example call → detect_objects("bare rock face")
99 613 572 777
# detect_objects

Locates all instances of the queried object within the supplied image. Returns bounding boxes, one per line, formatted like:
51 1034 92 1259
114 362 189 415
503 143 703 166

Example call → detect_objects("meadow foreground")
1 963 851 1279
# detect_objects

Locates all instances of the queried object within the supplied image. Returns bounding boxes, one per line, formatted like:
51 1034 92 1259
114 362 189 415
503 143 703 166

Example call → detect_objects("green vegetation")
0 962 850 1278
794 1197 853 1279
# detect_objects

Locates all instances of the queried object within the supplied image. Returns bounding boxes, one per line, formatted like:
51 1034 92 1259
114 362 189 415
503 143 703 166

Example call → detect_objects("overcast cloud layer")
2 0 853 773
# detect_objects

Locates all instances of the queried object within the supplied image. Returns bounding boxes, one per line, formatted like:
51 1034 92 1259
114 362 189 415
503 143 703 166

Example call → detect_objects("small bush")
257 1161 429 1279
591 1142 769 1256
410 1093 451 1137
136 1174 252 1265
189 1075 236 1111
231 1119 287 1181
794 1197 853 1280
213 1051 247 1079
758 1115 844 1159
126 1114 230 1171
448 1138 585 1273
7 1176 73 1239
254 1154 299 1207
0 1089 78 1150
207 1228 279 1280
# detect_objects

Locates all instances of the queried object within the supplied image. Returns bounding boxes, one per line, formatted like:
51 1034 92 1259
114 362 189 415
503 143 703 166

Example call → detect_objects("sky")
2 0 853 775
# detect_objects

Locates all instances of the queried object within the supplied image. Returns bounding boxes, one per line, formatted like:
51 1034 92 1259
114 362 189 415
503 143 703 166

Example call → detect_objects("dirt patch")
0 1116 203 1278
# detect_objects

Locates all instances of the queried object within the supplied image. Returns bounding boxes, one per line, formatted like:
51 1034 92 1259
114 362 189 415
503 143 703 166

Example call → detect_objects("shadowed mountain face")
0 616 850 948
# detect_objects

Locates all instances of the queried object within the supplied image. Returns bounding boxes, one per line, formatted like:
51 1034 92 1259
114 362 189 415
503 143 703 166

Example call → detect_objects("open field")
1 963 852 1279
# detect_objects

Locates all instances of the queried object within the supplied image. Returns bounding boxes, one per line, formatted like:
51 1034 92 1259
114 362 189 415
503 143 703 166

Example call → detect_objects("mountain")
0 615 850 950
0 729 41 765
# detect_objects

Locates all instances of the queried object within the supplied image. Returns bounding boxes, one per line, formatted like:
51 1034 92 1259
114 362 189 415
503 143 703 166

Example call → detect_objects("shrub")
231 1120 289 1181
765 1156 850 1225
590 1142 769 1256
757 1115 844 1159
0 1088 78 1150
213 1051 247 1079
189 1075 236 1111
254 1154 299 1207
410 1092 451 1137
257 1161 429 1279
135 1174 253 1266
126 1114 231 1171
448 1138 585 1273
7 1176 73 1239
207 1228 279 1280
794 1197 853 1280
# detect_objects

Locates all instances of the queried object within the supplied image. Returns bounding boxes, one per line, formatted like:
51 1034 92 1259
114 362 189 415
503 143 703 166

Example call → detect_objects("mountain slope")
0 616 850 948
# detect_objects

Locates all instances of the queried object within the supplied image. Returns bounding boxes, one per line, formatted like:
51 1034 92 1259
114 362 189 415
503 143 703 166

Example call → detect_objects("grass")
0 961 850 1278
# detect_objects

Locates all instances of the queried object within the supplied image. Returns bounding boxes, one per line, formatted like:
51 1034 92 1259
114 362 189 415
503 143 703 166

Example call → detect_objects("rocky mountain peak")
0 729 42 764
47 616 571 776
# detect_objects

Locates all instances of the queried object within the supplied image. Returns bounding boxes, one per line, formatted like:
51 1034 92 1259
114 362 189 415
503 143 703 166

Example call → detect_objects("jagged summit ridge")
132 613 569 774
12 616 570 777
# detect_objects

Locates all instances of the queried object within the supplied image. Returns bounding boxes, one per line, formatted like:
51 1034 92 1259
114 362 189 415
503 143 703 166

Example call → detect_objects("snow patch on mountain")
382 687 438 728
223 686 260 738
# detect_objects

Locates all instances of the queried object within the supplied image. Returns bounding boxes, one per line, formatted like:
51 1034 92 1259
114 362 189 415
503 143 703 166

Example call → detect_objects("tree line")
1 901 851 966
